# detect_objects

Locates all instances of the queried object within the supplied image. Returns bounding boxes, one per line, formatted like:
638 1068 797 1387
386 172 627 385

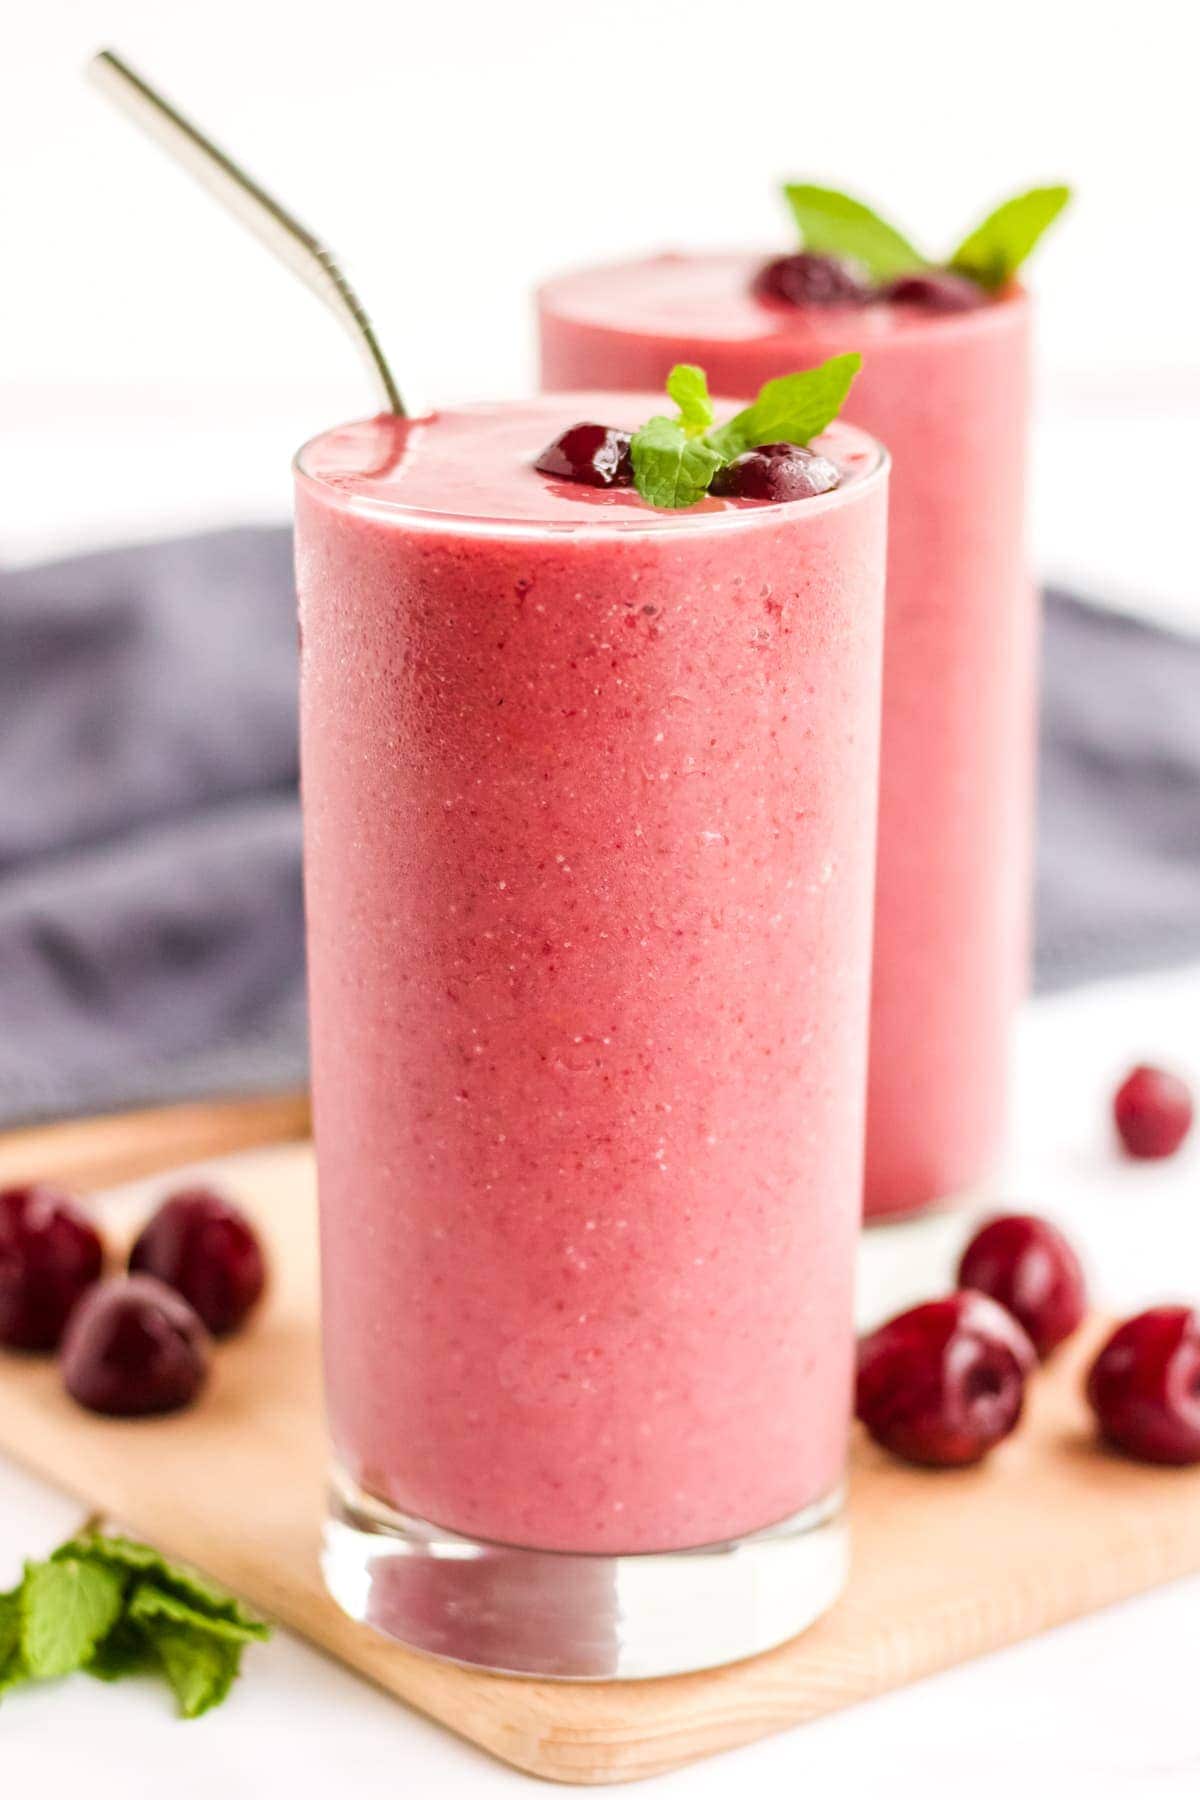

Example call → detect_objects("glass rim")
293 401 890 542
537 254 1032 350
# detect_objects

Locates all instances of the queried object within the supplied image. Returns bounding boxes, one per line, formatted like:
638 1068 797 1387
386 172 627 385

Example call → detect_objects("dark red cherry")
1113 1064 1193 1160
957 1213 1087 1360
61 1275 207 1416
535 422 632 489
129 1189 265 1338
1086 1306 1200 1465
0 1185 104 1351
882 269 987 312
856 1290 1036 1467
752 252 870 307
710 441 841 503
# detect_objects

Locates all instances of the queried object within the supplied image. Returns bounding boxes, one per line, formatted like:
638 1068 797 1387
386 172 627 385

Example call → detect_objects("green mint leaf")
59 1533 266 1634
21 1557 124 1680
949 184 1071 290
665 364 714 437
0 1586 27 1698
631 355 861 509
155 1629 243 1720
630 415 724 510
0 1532 267 1716
127 1581 269 1644
707 354 862 462
783 183 925 280
85 1617 158 1683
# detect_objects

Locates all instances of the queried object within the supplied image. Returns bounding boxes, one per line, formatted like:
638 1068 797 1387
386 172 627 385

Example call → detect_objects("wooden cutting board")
1 1110 1199 1785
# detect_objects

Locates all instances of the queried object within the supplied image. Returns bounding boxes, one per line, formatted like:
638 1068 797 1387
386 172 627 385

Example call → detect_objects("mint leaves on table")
0 1529 269 1718
0 1584 24 1695
21 1556 124 1679
630 356 861 509
948 185 1072 291
781 181 1071 288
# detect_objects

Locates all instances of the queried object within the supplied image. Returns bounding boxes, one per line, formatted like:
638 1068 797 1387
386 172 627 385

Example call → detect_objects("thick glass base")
323 1468 848 1679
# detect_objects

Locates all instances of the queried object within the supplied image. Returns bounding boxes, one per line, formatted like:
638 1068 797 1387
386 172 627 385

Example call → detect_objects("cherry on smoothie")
129 1188 265 1337
710 442 841 503
751 252 870 308
1113 1064 1193 1159
61 1274 208 1416
0 1185 104 1352
881 269 987 312
957 1213 1087 1360
534 422 633 489
1086 1306 1200 1465
856 1290 1036 1467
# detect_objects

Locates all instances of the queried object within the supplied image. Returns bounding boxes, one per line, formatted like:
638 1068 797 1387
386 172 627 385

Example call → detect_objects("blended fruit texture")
295 398 887 1553
539 257 1036 1220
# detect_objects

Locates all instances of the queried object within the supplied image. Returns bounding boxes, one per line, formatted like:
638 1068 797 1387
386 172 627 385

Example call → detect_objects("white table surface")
3 962 1199 1796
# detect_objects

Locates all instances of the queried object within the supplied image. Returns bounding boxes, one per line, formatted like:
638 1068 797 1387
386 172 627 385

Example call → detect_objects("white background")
2 2 1200 1792
2 0 1199 619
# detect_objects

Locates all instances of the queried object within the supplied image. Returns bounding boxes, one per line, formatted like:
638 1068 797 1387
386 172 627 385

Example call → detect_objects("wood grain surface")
0 1091 309 1191
0 1126 1196 1784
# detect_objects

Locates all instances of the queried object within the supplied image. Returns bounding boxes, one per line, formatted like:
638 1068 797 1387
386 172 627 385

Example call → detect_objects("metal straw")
87 48 405 416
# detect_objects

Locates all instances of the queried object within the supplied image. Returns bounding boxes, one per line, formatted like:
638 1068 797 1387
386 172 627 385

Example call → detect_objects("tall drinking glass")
294 396 887 1676
539 261 1035 1221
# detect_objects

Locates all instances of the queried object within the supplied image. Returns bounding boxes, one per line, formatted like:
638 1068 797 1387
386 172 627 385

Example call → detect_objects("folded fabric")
1036 589 1200 989
0 529 1196 1126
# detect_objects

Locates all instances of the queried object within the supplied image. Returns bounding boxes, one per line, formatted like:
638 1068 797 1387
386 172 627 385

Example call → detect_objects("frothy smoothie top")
540 253 1024 347
296 395 883 532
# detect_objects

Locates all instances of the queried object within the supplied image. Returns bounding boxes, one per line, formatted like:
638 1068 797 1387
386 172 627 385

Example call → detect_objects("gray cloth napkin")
1 529 1196 1127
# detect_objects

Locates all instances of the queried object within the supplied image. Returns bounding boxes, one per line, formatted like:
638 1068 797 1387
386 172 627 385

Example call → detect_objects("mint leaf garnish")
949 184 1072 290
1 1530 270 1716
630 415 725 510
783 183 924 281
706 355 862 463
630 356 861 510
156 1629 243 1720
665 363 714 436
21 1557 124 1679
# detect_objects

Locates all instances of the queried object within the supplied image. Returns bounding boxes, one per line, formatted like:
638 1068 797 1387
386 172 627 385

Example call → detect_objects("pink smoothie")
295 397 887 1554
539 257 1036 1221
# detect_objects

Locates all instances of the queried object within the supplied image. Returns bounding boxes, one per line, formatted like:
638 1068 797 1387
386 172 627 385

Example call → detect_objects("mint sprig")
665 363 715 436
781 181 1071 290
0 1530 270 1719
21 1557 124 1679
0 1586 24 1695
630 356 861 510
783 184 925 281
706 357 862 463
630 414 725 510
949 185 1072 291
57 1531 267 1633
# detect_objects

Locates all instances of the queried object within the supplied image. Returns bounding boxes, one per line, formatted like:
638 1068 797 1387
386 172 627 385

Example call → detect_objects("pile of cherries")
858 1063 1198 1469
752 249 988 315
0 1184 265 1416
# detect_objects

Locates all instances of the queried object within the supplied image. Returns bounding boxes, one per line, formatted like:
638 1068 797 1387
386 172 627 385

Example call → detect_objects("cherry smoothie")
295 397 887 1559
539 258 1035 1220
